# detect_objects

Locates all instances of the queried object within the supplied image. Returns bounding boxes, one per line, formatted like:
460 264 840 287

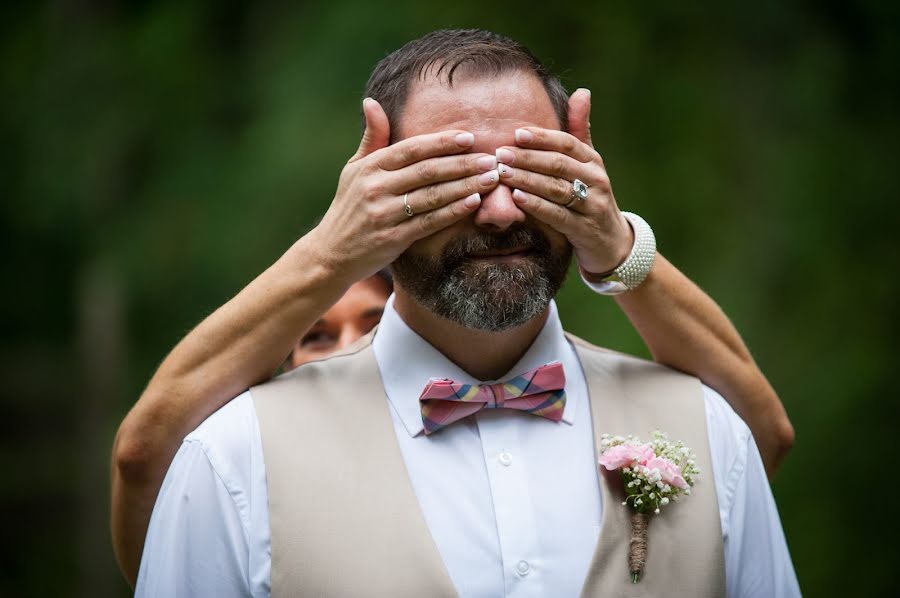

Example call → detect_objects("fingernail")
455 132 475 147
578 87 591 98
498 164 514 179
512 189 527 203
495 148 515 164
476 155 497 171
479 170 498 185
515 129 533 144
464 193 481 208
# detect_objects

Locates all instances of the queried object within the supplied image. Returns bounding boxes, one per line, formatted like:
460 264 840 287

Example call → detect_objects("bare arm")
508 88 793 480
110 234 356 584
615 254 794 478
110 99 498 586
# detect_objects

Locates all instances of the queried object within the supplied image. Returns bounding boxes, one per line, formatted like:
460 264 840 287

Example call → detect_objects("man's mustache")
443 227 550 263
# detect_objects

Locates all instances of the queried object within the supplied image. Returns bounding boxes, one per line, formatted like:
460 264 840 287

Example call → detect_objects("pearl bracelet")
579 212 657 295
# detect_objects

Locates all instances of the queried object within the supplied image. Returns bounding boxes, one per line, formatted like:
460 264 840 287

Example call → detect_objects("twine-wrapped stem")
629 510 650 583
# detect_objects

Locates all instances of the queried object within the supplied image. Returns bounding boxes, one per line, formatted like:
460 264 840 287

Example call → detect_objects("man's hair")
363 29 569 140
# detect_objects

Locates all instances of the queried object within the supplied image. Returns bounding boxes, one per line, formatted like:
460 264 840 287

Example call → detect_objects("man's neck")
392 287 549 381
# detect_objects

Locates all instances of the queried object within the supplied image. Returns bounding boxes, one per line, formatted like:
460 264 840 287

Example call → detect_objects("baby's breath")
600 430 700 515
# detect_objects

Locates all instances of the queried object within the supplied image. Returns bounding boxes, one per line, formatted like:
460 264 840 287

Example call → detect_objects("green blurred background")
2 1 898 596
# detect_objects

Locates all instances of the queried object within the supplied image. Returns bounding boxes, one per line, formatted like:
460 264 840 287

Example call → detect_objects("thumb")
567 88 593 147
350 97 390 161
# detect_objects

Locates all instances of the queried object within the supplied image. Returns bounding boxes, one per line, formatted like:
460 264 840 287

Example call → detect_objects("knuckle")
562 135 577 153
443 134 460 151
368 204 390 227
594 173 610 191
416 159 438 182
464 174 479 195
353 161 374 181
396 142 418 165
550 154 567 176
362 180 384 201
594 195 611 213
372 228 394 247
418 209 438 233
516 168 533 186
422 184 440 209
533 196 551 217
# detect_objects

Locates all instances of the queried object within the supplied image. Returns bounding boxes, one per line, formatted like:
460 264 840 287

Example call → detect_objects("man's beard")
391 226 572 332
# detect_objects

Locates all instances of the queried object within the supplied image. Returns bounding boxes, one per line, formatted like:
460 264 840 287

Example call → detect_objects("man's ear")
350 98 391 162
567 88 592 147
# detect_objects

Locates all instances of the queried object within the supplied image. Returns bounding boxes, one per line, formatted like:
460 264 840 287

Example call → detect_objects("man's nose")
473 184 526 231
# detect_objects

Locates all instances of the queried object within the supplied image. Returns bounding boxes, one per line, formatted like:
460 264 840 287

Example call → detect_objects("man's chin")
391 242 571 332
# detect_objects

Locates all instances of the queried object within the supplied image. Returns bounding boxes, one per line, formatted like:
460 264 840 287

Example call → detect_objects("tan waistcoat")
253 332 725 597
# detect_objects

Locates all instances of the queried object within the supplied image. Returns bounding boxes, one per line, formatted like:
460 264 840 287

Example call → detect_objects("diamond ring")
565 179 589 208
571 179 589 201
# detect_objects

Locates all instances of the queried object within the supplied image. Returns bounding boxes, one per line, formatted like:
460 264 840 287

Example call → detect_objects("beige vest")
253 332 725 597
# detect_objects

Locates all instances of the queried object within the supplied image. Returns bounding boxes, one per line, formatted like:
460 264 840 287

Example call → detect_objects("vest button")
516 560 531 576
498 451 513 466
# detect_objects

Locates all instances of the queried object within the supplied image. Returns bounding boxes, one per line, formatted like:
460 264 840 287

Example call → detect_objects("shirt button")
516 560 531 576
498 451 513 466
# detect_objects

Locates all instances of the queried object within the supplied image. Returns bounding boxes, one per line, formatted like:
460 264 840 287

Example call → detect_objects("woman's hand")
498 88 793 477
494 90 633 276
306 98 501 284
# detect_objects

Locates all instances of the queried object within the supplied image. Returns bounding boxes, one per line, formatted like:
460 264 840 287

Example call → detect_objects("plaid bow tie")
419 362 566 435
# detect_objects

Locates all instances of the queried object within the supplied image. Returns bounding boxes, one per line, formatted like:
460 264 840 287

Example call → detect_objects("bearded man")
135 29 800 597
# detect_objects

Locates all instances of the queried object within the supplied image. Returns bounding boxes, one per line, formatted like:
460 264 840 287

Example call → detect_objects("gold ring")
404 193 414 217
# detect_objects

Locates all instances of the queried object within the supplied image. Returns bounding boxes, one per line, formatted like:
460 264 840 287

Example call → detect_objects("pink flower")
645 456 688 489
599 443 654 470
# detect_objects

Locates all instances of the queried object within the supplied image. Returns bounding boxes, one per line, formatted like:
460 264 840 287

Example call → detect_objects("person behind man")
131 29 799 596
110 272 393 584
286 271 392 369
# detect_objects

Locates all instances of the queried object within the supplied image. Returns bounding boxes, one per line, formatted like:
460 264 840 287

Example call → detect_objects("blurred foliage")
1 0 898 596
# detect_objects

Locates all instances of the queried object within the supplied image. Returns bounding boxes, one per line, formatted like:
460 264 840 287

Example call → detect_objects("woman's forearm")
110 235 351 586
616 254 794 479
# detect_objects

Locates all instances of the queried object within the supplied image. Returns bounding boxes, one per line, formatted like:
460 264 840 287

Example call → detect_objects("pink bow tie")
419 362 567 435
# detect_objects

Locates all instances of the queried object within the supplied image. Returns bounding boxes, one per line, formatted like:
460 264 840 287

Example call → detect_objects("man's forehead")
397 70 561 143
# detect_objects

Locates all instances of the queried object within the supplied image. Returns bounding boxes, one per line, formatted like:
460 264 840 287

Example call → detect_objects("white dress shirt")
136 297 800 597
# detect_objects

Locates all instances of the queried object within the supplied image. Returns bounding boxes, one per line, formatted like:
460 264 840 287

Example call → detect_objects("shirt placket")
477 386 544 597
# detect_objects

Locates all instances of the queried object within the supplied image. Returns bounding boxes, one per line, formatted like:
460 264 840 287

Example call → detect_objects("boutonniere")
598 430 700 584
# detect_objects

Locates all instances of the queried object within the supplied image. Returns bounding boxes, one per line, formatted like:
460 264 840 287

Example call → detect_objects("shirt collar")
372 294 580 437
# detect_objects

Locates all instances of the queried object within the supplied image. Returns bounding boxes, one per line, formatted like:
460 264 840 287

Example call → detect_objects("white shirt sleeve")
724 432 802 597
134 437 253 598
702 386 801 597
